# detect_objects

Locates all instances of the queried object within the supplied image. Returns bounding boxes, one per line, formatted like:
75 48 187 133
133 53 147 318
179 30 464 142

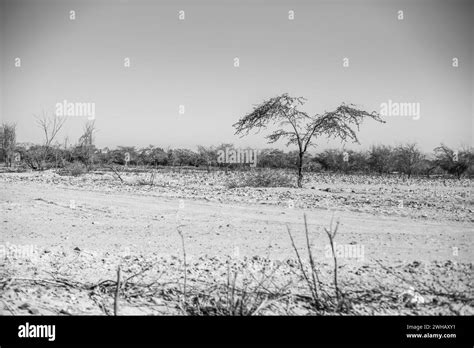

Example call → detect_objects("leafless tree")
35 111 67 147
233 94 384 187
79 121 96 147
33 111 67 169
78 121 97 168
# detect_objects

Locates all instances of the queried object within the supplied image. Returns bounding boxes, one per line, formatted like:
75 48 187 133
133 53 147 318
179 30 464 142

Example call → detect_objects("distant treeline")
3 142 474 178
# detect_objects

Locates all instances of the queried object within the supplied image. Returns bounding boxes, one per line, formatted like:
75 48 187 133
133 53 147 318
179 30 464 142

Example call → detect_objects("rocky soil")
0 169 472 315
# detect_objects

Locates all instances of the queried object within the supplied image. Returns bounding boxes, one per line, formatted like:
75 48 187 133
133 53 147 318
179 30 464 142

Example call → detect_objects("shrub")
368 145 394 174
434 144 473 179
392 143 425 178
17 145 48 170
257 149 299 169
58 161 87 176
314 149 344 172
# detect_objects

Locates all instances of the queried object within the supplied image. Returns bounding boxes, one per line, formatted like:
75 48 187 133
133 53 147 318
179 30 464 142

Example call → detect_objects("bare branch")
35 111 67 146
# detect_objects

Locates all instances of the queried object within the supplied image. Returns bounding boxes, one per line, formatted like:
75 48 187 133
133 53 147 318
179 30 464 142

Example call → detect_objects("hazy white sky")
1 0 472 152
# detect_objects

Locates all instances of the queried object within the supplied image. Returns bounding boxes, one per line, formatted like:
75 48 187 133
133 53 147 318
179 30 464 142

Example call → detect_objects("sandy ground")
1 178 472 262
0 170 473 315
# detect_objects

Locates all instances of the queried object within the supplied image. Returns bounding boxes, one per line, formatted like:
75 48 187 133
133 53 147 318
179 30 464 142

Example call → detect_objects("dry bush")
180 260 290 316
57 161 87 176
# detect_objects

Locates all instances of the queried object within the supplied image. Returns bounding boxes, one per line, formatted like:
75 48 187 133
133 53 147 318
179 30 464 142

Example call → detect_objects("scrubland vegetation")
1 97 472 316
2 139 473 181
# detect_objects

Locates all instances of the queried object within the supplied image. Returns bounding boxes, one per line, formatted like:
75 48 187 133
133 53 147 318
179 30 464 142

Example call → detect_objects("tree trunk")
297 152 304 188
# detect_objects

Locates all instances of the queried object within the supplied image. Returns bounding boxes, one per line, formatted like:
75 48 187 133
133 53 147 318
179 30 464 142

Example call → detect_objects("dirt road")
2 180 471 265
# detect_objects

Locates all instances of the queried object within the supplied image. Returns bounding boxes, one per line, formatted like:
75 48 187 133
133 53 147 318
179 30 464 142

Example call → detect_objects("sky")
0 0 472 153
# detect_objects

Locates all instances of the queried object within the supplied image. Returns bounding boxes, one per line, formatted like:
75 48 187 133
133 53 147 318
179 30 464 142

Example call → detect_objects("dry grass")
1 216 471 316
286 214 351 313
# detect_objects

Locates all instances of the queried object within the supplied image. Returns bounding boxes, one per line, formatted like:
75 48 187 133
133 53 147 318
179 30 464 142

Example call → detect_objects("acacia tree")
392 143 424 178
434 144 473 179
233 94 384 187
197 145 218 172
368 144 393 174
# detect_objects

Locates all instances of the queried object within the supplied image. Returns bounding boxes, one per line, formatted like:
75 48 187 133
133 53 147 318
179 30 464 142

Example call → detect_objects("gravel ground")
0 169 472 315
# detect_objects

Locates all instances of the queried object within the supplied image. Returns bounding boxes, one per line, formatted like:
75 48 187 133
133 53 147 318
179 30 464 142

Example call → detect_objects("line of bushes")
5 142 474 178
